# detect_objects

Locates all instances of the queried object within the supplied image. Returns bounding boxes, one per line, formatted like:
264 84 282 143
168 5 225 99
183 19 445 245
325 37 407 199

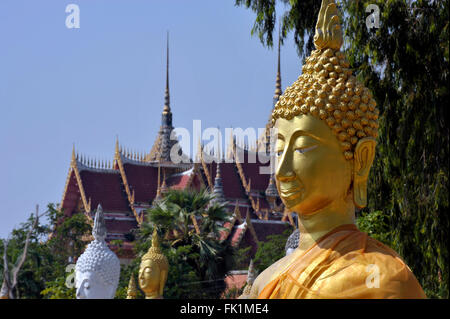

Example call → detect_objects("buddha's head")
138 229 168 299
126 274 138 299
272 0 378 216
75 204 121 299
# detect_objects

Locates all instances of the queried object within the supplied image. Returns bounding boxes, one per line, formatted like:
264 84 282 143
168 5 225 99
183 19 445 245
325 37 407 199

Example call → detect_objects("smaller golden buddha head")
272 0 379 215
126 274 138 299
138 229 169 299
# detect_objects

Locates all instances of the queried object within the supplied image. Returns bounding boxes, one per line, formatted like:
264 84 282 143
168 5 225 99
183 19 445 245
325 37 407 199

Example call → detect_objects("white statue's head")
75 204 121 299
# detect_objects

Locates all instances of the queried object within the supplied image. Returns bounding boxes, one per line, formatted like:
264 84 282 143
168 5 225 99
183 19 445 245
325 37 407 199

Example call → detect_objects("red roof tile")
61 170 81 216
166 173 191 190
239 161 271 192
79 169 130 212
122 163 159 204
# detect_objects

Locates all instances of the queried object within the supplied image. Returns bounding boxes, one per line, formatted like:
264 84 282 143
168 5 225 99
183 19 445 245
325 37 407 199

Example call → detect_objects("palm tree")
141 188 235 297
148 188 229 242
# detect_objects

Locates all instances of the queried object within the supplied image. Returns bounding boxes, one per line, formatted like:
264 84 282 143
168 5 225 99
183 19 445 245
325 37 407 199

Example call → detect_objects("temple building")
60 36 295 264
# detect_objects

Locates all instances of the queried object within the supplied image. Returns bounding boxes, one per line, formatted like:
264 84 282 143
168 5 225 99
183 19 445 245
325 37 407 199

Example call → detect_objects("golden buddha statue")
240 0 426 299
138 229 169 299
126 274 138 299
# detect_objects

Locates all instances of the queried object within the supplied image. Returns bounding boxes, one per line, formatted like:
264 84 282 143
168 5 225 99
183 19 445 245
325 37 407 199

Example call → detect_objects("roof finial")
154 162 162 203
160 168 168 195
115 136 120 157
71 144 76 164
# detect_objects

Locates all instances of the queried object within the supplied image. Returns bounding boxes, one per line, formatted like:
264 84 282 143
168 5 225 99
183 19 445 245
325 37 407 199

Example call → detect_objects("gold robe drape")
258 224 426 299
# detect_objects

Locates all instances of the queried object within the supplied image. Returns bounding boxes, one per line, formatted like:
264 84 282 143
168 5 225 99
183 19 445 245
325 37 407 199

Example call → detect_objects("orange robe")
258 224 426 299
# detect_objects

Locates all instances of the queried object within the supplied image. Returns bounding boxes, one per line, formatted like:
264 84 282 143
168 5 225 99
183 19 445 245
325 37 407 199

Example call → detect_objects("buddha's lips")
279 184 302 200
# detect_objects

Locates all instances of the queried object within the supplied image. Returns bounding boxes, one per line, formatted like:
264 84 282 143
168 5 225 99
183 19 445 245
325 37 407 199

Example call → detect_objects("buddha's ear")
353 137 376 209
159 269 167 297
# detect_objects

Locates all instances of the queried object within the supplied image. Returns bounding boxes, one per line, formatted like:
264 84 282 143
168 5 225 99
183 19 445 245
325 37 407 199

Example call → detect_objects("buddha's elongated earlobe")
159 269 167 296
353 137 376 209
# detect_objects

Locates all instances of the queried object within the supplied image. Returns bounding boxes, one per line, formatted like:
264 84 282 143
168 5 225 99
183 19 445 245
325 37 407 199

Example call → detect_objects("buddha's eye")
276 150 283 157
295 145 318 154
84 281 90 289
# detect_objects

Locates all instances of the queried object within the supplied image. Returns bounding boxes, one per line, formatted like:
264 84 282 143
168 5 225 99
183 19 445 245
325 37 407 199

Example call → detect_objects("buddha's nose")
276 152 296 182
76 286 82 298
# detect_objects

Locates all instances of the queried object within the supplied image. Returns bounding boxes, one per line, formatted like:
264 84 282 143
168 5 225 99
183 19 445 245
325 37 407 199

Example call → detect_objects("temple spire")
273 27 282 107
265 173 279 210
211 141 226 205
163 31 170 114
154 31 176 162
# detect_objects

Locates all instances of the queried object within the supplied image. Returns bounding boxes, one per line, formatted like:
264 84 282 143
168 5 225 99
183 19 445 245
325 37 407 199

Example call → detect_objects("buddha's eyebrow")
277 133 285 141
291 129 323 143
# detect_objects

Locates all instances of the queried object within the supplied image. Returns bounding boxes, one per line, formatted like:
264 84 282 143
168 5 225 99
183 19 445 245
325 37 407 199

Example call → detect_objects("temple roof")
78 166 130 213
121 161 159 204
59 33 292 261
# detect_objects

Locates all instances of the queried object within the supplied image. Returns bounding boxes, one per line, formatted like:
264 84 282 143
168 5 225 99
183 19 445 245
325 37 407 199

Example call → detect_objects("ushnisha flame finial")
151 228 161 251
93 204 107 241
313 0 343 51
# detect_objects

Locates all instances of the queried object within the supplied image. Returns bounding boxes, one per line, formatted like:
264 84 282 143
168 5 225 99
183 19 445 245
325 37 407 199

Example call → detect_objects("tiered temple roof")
60 35 295 263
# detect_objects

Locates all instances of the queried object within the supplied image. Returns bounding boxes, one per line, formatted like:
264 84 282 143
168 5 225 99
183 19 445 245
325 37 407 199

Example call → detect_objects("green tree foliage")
39 205 92 299
253 229 292 274
234 246 252 270
236 0 449 298
1 204 91 299
235 0 322 58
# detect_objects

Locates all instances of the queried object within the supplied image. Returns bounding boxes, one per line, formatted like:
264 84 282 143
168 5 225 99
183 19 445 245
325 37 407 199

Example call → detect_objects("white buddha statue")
285 229 300 255
75 204 121 299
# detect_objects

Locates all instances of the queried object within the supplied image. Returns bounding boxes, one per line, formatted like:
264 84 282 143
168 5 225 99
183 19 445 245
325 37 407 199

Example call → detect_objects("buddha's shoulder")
314 234 426 298
331 234 412 273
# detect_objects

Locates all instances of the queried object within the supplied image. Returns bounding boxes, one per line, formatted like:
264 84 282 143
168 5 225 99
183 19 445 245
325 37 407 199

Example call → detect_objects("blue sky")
0 0 302 237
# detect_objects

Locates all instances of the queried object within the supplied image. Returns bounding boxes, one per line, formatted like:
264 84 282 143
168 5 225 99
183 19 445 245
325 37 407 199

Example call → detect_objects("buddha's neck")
145 291 160 299
297 198 355 253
